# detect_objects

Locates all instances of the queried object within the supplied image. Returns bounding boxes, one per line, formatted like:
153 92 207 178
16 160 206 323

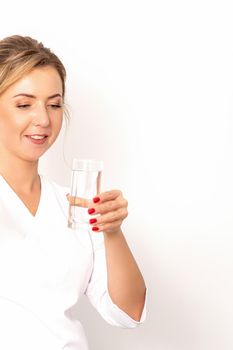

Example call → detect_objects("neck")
0 155 40 193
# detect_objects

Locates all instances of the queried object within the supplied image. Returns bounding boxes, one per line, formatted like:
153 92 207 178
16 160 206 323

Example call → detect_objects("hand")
67 190 128 234
89 190 128 234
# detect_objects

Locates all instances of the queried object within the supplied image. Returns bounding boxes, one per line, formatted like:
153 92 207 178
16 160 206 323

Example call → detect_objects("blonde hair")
0 35 66 97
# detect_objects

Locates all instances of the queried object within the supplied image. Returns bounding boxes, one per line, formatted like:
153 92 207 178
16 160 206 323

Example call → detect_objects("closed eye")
49 104 62 109
17 104 30 109
16 104 62 109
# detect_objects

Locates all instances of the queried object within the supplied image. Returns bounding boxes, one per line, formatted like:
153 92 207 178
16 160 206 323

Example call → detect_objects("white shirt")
0 174 145 350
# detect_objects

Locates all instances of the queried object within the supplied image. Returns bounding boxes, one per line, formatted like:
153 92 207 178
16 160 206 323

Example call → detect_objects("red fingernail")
92 226 99 231
93 196 100 203
88 208 95 215
89 218 97 224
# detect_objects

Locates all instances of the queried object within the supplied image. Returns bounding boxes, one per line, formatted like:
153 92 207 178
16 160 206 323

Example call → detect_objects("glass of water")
68 159 103 230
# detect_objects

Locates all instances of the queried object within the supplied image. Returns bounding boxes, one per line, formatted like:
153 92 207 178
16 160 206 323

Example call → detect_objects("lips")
25 134 49 145
26 134 48 139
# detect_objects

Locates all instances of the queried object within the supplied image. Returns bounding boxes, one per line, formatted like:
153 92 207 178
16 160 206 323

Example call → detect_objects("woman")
0 35 146 350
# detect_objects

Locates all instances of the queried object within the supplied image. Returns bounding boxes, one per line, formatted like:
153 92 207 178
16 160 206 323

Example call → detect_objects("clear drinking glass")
68 159 103 230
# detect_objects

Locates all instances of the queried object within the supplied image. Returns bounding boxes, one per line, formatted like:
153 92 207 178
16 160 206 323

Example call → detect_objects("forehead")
4 66 63 98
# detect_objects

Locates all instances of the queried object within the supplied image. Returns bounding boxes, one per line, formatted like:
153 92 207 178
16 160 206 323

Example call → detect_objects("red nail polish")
89 218 97 224
92 226 99 231
93 196 100 203
88 208 95 215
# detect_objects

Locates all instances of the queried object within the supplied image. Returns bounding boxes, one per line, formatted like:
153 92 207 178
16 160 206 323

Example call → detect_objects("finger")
91 220 123 233
67 195 90 208
90 199 120 215
95 190 122 203
89 197 128 215
90 207 128 225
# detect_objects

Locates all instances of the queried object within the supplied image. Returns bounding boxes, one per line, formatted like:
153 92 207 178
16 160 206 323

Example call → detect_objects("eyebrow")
13 93 62 99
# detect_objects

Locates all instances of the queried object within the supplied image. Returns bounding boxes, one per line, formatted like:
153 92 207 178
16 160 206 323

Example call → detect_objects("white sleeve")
84 232 146 328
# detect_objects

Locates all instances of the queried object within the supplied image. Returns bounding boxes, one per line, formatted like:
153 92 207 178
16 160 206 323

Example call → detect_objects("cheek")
51 115 63 135
0 109 26 131
0 116 18 138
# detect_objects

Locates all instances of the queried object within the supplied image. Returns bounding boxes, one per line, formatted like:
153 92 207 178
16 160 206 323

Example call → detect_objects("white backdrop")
1 0 233 349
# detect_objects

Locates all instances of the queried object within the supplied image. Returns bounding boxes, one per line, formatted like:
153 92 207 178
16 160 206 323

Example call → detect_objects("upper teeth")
30 135 46 139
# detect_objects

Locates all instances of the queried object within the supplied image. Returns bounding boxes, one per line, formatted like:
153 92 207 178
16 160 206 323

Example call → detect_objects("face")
0 66 64 163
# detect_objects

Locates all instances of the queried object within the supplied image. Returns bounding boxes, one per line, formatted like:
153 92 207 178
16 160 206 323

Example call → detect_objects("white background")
2 0 233 349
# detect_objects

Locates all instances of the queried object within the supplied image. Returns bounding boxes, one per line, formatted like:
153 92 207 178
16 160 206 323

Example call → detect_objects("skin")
0 65 146 321
0 66 64 212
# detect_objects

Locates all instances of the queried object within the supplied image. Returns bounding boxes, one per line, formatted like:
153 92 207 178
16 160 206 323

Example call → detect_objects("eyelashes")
17 104 31 109
16 104 63 109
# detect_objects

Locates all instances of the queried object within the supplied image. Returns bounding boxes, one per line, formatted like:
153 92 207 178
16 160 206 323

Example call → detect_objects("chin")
20 149 49 163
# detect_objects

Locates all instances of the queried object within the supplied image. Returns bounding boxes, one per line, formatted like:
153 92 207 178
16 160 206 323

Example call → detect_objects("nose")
31 105 50 127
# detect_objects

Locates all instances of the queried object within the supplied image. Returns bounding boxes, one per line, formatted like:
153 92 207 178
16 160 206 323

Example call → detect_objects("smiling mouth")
25 135 49 144
26 135 48 140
